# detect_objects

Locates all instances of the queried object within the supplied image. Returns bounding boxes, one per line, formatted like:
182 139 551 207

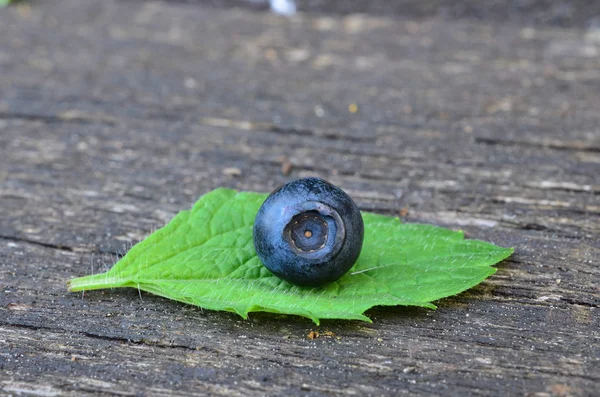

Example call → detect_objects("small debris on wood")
278 155 294 176
222 167 242 177
314 105 325 117
399 207 409 217
7 303 32 311
307 330 336 339
269 0 296 16
551 384 573 396
264 48 278 61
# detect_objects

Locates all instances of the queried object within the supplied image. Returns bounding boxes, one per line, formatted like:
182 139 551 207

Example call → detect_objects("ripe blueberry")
253 177 364 287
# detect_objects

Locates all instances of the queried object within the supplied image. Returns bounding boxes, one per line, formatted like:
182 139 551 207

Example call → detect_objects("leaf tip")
361 315 374 324
498 246 515 260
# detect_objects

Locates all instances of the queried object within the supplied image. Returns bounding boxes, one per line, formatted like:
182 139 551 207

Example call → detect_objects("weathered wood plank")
0 0 598 396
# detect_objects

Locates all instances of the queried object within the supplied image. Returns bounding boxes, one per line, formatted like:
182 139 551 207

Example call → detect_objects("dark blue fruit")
253 177 364 287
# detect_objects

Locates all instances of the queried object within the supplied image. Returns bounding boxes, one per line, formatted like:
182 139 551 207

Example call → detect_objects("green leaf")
68 188 512 324
0 0 11 7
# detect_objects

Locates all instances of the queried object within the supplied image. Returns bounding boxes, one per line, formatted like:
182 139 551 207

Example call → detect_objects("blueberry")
253 177 364 287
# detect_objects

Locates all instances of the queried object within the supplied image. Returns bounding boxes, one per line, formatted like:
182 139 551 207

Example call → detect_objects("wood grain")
0 1 598 396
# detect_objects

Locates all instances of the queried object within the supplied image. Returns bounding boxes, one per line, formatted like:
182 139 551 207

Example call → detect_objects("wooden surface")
1 0 599 396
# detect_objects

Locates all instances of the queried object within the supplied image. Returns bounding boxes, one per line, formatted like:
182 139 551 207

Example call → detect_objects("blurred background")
225 0 600 27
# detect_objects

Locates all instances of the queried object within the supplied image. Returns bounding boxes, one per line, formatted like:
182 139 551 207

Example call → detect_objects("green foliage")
69 188 512 324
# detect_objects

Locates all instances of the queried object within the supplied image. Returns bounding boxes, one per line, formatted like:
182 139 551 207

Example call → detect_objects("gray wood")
0 0 598 396
144 0 600 27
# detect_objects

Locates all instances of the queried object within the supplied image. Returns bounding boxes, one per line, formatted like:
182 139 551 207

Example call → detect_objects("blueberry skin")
253 177 364 287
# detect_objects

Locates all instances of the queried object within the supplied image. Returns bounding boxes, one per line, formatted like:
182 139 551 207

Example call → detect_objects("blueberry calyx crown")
253 177 364 287
283 201 345 258
286 211 328 252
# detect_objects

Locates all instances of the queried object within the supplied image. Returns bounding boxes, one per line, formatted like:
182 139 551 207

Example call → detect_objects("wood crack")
475 136 600 153
0 235 123 256
1 321 204 352
0 111 116 126
0 234 75 252
269 125 373 143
